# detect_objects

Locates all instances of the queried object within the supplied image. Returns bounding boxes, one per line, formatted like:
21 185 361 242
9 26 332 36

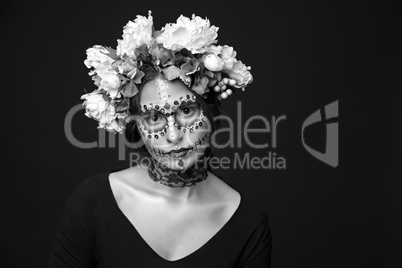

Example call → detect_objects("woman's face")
137 76 211 170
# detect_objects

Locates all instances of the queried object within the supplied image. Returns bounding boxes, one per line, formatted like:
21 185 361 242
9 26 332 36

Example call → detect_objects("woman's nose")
165 118 183 144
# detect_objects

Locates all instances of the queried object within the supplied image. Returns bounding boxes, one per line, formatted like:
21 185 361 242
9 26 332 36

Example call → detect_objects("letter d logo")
301 100 339 167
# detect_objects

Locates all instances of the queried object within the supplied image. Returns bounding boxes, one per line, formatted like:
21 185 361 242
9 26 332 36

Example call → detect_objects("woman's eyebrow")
140 109 163 116
177 99 198 108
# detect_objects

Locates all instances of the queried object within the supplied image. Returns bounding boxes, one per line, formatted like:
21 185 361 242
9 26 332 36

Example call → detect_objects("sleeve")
241 215 272 268
45 182 95 268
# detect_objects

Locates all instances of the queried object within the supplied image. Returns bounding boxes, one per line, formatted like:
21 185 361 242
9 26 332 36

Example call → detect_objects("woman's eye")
144 114 163 124
183 108 191 114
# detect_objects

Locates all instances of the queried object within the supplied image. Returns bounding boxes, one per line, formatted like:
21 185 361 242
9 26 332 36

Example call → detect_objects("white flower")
220 45 237 70
224 61 253 88
204 45 222 55
84 45 114 76
81 91 110 121
156 14 218 54
99 71 121 98
116 12 154 57
203 54 224 72
81 91 127 133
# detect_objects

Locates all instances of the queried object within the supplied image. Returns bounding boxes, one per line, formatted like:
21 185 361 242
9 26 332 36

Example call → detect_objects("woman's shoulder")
66 169 117 206
108 165 149 191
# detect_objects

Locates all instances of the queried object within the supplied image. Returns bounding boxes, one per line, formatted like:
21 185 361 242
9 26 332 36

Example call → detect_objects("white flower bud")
203 54 224 72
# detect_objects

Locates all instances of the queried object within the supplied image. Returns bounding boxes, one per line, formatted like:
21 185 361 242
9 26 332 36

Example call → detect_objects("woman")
46 12 272 267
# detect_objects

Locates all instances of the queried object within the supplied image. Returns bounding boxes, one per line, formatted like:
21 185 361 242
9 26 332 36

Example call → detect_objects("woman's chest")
118 198 231 261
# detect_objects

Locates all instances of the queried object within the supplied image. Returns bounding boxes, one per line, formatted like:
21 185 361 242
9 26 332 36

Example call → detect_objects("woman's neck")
147 156 208 189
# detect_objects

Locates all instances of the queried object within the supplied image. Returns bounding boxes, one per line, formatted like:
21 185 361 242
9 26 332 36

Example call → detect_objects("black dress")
46 172 272 267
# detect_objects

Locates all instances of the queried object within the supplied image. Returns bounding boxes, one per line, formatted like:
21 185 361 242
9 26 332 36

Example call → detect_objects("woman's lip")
169 150 190 158
164 147 193 157
166 147 191 154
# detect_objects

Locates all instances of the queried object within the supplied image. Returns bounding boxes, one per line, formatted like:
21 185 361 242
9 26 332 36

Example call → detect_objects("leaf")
180 58 201 75
179 48 195 58
134 44 150 58
114 98 130 113
191 76 209 95
162 65 181 80
101 93 111 102
102 46 118 60
121 81 138 98
152 30 163 39
133 71 145 84
111 59 124 70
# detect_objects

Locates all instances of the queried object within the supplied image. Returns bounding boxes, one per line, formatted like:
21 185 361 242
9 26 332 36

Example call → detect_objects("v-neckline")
104 171 243 263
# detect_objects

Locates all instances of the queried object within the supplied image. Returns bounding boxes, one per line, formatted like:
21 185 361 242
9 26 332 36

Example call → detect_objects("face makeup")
138 77 211 171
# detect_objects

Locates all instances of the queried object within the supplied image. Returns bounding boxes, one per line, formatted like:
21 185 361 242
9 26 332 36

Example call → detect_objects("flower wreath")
81 11 253 134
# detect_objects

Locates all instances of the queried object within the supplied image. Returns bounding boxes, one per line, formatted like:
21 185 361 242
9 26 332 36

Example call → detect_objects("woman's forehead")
140 78 194 105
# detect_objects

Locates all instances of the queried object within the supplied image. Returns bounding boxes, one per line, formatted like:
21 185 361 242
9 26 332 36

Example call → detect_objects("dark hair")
125 66 221 160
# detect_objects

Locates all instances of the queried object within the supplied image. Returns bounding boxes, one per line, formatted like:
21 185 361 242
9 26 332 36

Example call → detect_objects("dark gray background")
1 0 401 267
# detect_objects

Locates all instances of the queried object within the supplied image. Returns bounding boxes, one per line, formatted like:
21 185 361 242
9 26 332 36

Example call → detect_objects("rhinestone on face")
199 122 203 126
164 103 171 109
155 105 159 110
154 134 158 139
148 135 152 139
186 95 190 99
160 132 164 136
174 101 179 105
